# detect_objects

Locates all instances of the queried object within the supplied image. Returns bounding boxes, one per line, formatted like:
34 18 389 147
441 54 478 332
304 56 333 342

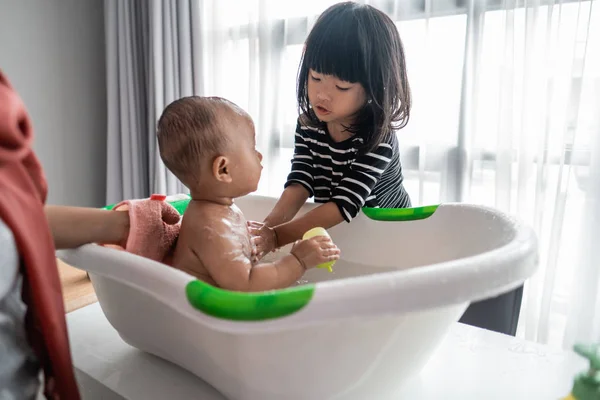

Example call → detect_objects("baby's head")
157 96 263 199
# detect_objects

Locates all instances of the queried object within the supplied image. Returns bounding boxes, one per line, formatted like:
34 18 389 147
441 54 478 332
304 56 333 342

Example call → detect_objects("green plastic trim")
362 205 439 221
185 280 315 321
570 343 600 400
169 197 192 215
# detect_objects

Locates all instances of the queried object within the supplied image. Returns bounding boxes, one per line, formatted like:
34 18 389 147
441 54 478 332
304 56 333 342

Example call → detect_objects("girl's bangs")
303 23 364 84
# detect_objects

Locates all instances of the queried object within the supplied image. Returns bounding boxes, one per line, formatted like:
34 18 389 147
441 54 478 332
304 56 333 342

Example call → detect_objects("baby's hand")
247 221 277 262
290 236 340 270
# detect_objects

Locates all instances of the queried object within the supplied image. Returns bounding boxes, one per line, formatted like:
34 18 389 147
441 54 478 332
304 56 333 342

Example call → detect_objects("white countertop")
66 303 585 400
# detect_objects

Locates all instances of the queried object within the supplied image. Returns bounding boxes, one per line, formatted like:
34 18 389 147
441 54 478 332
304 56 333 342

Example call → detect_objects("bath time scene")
1 0 599 399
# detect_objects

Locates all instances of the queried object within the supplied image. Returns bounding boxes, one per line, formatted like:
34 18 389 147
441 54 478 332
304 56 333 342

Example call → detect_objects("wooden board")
57 258 97 313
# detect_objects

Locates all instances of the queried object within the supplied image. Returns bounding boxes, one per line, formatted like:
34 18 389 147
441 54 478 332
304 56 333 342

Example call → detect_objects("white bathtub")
57 194 538 400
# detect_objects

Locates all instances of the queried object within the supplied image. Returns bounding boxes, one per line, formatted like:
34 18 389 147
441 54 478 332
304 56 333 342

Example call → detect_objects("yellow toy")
303 227 336 272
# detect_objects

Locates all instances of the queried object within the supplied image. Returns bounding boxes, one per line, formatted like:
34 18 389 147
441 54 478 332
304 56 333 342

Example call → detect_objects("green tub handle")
185 280 315 321
362 205 439 221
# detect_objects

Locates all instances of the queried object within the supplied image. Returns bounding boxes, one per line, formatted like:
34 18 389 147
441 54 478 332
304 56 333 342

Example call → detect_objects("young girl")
250 1 412 259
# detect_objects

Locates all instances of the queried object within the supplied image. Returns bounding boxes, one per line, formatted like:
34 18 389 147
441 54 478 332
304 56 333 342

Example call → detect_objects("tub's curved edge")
59 233 538 335
85 195 540 334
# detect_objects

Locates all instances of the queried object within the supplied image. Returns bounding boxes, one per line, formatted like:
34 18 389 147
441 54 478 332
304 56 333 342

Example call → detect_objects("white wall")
0 0 107 207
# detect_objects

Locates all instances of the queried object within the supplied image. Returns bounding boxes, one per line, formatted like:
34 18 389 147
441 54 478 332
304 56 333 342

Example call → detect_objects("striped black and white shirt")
285 117 412 222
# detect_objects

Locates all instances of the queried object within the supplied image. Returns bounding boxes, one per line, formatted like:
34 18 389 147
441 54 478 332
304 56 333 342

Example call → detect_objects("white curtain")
193 0 288 196
148 0 206 195
105 0 202 203
105 0 150 202
105 0 600 349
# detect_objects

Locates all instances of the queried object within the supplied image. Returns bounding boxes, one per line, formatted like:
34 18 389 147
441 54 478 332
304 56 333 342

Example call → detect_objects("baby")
157 96 340 291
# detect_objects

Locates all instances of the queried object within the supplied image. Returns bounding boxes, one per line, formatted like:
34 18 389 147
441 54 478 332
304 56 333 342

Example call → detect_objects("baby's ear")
213 155 233 183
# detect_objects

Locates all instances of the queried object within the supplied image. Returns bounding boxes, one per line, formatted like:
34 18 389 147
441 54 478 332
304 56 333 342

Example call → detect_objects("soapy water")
295 259 401 285
260 246 401 286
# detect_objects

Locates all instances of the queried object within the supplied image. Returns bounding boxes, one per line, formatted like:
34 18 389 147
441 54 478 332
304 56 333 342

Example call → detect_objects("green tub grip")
362 205 439 221
169 197 193 215
185 280 315 321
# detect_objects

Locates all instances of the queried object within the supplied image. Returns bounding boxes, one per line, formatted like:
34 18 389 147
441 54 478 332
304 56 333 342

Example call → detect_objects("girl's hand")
248 221 278 261
290 236 340 269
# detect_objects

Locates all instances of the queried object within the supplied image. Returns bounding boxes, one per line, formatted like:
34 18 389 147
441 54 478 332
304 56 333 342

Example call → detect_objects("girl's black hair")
297 1 411 153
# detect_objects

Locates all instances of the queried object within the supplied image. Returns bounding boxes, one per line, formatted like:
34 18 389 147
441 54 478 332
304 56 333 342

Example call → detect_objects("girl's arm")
264 118 315 227
250 197 343 260
273 202 344 247
250 119 315 259
263 184 310 227
271 137 399 247
45 205 129 250
249 184 310 260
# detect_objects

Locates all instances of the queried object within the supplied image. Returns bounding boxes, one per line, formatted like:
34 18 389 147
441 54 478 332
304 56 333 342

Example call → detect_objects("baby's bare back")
171 200 253 286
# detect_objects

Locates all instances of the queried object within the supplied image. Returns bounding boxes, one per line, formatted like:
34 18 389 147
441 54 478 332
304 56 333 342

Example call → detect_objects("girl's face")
307 69 367 125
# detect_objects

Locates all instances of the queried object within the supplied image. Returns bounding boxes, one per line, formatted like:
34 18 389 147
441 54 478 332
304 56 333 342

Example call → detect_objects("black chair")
458 285 524 336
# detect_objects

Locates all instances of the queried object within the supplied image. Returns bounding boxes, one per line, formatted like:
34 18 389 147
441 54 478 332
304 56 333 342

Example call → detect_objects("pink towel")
110 194 181 263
